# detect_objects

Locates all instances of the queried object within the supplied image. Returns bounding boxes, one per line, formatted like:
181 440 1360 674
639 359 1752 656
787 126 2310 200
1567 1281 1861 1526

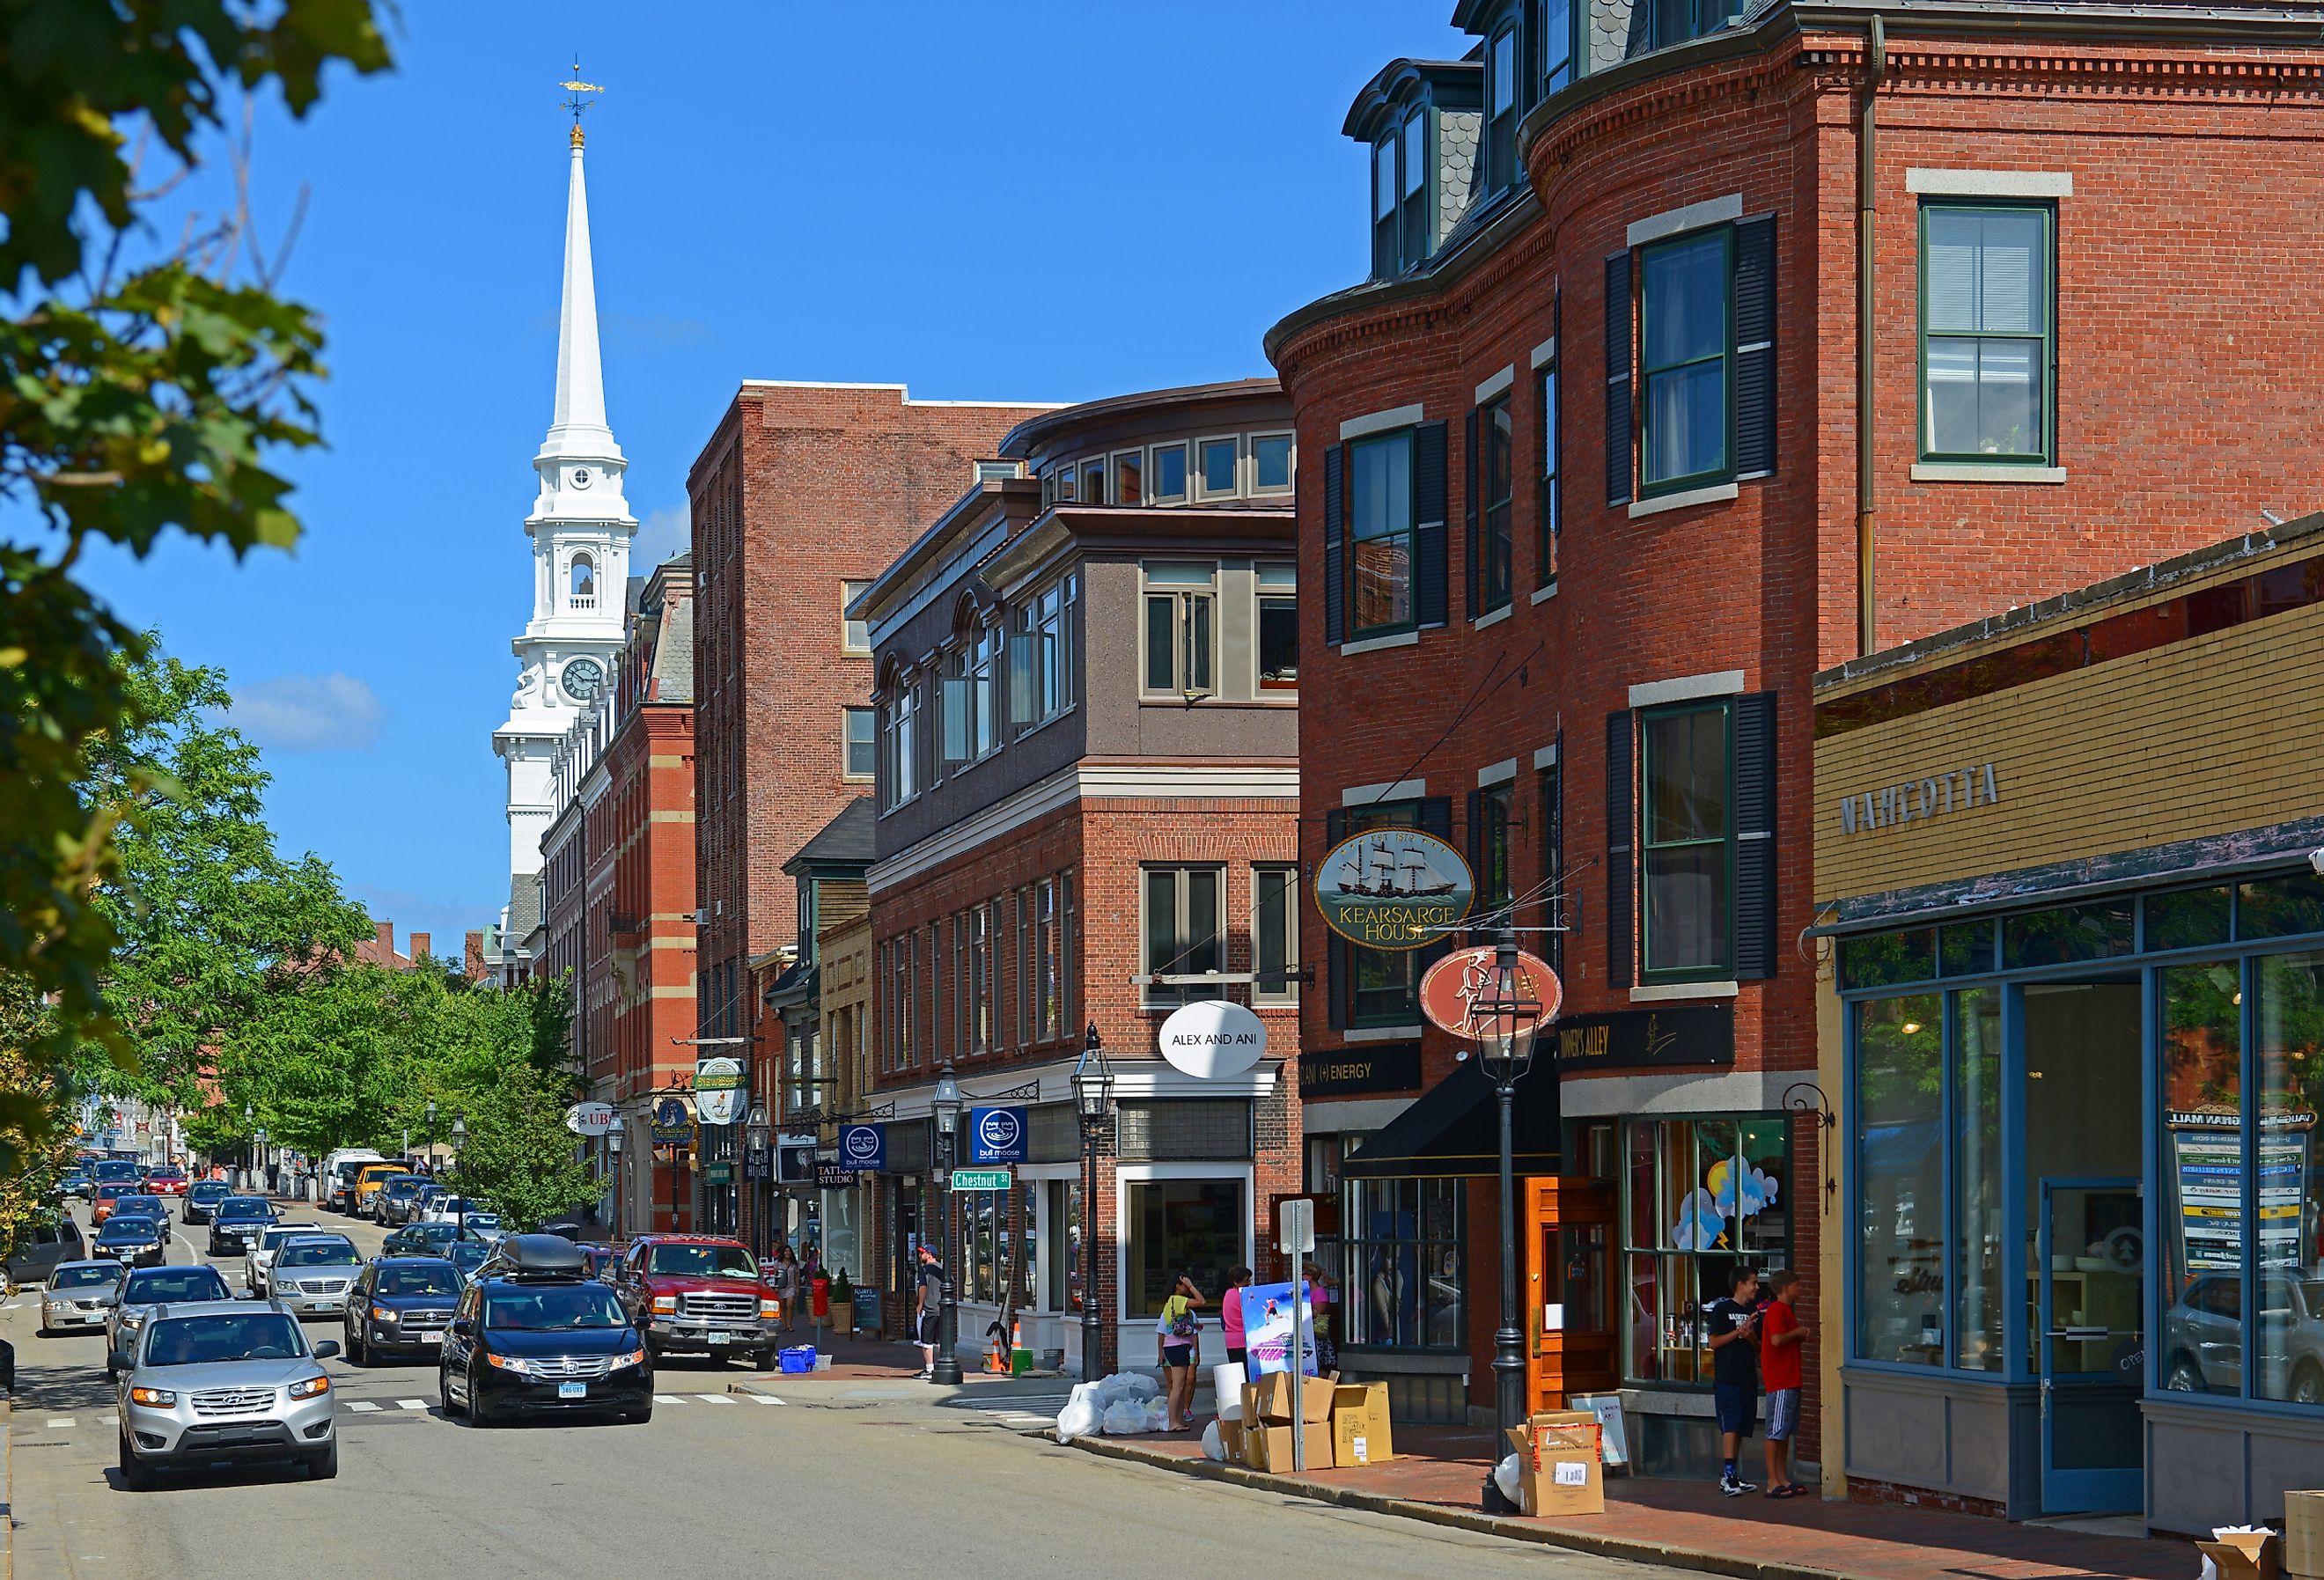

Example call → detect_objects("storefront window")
1856 996 1943 1366
2002 900 2134 969
1125 1179 1244 1318
1954 988 2004 1370
1344 1177 1465 1349
2240 871 2324 941
1623 1116 1791 1384
2157 961 2244 1396
822 1188 862 1287
1047 1179 1084 1313
2148 886 2232 952
2256 951 2324 1407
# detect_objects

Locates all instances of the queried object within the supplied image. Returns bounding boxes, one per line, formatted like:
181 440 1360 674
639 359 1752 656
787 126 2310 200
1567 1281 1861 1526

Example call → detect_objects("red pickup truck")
609 1234 783 1369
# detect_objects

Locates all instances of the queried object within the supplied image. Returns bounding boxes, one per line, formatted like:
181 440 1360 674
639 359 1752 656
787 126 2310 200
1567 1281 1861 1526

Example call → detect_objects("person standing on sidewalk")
1302 1260 1337 1372
915 1245 945 1379
1704 1265 1762 1496
1219 1266 1252 1368
1758 1269 1811 1498
769 1246 800 1334
1156 1272 1205 1430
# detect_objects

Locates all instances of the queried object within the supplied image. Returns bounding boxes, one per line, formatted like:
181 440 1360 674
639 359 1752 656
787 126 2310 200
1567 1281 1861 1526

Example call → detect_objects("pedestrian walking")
1155 1271 1204 1430
1758 1269 1811 1498
1704 1265 1762 1496
915 1245 945 1378
1302 1260 1337 1373
770 1246 799 1333
1219 1266 1253 1368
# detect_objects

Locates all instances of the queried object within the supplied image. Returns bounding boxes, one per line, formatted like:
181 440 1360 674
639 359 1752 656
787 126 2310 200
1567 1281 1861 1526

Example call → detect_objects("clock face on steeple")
561 657 606 703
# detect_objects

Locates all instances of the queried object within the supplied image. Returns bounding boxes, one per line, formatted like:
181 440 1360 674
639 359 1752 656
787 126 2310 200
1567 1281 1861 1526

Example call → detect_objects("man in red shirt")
1759 1269 1810 1498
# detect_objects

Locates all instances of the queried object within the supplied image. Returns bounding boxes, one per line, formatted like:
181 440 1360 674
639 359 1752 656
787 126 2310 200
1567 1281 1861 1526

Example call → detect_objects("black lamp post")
607 1120 625 1239
243 1102 254 1188
930 1063 963 1385
450 1114 468 1232
424 1099 438 1173
1475 933 1545 1503
746 1097 772 1259
1071 1022 1115 1382
254 1127 268 1196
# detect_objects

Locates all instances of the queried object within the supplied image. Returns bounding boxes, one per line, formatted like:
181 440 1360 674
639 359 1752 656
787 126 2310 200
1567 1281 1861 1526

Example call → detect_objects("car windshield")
124 1268 229 1304
645 1245 757 1278
217 1201 269 1220
189 1181 228 1196
276 1242 357 1268
144 1312 306 1366
116 1197 164 1214
485 1284 628 1331
149 1168 184 1180
97 1221 156 1242
379 1267 460 1297
50 1266 118 1290
95 1186 127 1200
449 1244 488 1272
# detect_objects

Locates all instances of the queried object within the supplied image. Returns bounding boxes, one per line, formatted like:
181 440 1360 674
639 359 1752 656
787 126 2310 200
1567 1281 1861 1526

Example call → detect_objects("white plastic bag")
1055 1390 1102 1444
1211 1362 1247 1418
1144 1396 1172 1432
1201 1419 1225 1460
1101 1399 1151 1435
1096 1370 1159 1404
1493 1453 1524 1507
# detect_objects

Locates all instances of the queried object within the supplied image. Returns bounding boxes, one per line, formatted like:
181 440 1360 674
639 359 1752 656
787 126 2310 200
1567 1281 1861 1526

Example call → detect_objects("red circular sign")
1418 946 1563 1041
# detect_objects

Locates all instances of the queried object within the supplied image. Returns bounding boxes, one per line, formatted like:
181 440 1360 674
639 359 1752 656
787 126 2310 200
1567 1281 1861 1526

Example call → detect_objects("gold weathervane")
561 58 605 148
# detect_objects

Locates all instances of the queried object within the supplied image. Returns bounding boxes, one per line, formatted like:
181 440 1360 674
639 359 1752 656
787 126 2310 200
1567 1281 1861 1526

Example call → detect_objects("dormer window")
1351 62 1482 282
1372 109 1432 278
1487 26 1518 192
1540 0 1577 92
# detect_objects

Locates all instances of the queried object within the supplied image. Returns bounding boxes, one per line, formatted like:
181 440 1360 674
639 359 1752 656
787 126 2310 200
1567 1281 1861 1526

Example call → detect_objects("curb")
728 1371 1075 1405
1051 1434 1872 1580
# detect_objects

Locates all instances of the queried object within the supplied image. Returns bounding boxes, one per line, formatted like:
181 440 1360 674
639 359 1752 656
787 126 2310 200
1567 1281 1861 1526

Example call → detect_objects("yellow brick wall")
1814 602 2324 901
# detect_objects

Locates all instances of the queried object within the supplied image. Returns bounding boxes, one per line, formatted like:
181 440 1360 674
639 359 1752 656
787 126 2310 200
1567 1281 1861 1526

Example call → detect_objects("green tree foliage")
0 0 389 1160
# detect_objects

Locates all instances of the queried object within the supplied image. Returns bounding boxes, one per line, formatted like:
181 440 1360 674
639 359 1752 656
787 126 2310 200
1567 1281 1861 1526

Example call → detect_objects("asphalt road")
4 1202 1684 1580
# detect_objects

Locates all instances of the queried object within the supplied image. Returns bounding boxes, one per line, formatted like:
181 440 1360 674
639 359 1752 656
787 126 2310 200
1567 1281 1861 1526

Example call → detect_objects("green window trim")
1637 697 1737 982
1916 200 2056 467
1637 225 1734 497
1482 394 1515 612
1348 429 1419 641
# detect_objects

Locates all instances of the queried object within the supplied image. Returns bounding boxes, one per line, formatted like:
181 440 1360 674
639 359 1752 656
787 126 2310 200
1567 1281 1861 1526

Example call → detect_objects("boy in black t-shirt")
1703 1266 1762 1496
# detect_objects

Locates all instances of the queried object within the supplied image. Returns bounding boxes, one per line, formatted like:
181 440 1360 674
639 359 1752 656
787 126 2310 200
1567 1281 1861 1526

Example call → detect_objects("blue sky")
75 2 1468 954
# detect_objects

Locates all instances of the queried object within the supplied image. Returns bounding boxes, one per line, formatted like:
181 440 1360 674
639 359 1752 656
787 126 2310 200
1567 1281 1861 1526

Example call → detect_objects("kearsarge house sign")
1838 761 2000 835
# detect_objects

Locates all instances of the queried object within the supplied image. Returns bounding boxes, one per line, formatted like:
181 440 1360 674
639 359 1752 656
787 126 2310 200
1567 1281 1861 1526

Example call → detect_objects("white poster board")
1570 1393 1629 1469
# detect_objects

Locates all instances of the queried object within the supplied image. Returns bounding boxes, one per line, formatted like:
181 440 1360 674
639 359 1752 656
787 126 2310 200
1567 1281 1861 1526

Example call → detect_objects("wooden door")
1523 1177 1619 1414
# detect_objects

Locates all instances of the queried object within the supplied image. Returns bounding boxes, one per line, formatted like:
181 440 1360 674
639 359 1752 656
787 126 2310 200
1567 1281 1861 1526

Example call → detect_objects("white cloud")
228 672 385 753
633 505 692 570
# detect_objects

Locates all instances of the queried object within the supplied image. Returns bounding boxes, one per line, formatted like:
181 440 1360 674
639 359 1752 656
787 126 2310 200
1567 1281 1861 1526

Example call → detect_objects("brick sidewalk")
1066 1423 2188 1580
749 1326 1069 1390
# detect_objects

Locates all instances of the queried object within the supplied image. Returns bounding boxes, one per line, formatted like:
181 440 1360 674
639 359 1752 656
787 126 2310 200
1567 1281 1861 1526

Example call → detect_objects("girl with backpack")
1155 1271 1206 1430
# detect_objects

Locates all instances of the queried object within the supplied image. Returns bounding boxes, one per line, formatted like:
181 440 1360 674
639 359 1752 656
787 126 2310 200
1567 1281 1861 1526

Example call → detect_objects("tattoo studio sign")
1314 828 1473 949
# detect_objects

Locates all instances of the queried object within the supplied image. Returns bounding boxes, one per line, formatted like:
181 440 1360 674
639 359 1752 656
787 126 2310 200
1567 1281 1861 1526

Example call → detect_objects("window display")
1125 1179 1244 1318
1855 996 1941 1367
2159 961 2243 1396
2256 952 2324 1406
1343 1176 1464 1349
1623 1114 1790 1384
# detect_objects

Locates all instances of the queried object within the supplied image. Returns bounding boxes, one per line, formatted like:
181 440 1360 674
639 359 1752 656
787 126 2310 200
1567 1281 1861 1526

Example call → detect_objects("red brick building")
688 382 1052 1237
857 381 1305 1374
1268 0 2324 1494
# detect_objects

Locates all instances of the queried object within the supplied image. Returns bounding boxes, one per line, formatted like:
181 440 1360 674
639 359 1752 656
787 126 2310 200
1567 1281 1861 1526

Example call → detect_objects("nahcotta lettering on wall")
1837 762 2001 835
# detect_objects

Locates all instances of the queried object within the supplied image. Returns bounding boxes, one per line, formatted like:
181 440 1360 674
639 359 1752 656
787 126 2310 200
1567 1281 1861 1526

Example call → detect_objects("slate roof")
783 796 876 873
654 592 695 704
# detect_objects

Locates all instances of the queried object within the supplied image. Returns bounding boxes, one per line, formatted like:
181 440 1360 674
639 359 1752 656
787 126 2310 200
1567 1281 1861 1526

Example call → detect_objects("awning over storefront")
1341 1060 1561 1179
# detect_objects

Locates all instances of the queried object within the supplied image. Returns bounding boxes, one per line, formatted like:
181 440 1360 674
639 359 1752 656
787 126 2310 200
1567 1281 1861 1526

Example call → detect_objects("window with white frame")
1255 865 1300 1004
1251 433 1294 495
843 707 874 781
881 678 919 808
1010 572 1077 728
1142 866 1225 1008
1256 562 1298 693
942 624 1000 768
842 581 871 654
1196 437 1239 500
1143 562 1216 698
1150 443 1189 503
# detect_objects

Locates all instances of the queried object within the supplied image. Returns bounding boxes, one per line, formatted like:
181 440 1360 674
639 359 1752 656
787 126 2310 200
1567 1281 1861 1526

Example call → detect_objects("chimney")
465 930 486 981
411 931 431 964
374 922 393 959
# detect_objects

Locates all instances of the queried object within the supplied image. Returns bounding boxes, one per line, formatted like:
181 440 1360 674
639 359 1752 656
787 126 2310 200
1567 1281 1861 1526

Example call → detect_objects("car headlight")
485 1353 533 1375
286 1376 329 1400
651 1295 676 1314
371 1305 398 1322
121 1311 145 1329
129 1386 178 1407
614 1347 648 1369
760 1297 782 1319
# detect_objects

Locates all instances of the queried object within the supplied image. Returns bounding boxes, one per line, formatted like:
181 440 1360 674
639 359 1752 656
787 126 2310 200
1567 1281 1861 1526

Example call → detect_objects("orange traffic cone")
985 1332 1008 1373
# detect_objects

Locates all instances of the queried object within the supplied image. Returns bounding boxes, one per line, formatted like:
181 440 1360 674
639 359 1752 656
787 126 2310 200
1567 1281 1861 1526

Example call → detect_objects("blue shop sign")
837 1124 886 1172
967 1106 1027 1165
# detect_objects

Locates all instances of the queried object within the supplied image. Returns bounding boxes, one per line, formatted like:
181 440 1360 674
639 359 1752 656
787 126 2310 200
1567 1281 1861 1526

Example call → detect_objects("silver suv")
268 1238 364 1317
116 1301 340 1488
246 1223 325 1297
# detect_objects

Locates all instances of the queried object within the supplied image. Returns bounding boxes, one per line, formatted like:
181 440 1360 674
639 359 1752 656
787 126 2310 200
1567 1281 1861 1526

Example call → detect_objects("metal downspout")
1857 16 1886 658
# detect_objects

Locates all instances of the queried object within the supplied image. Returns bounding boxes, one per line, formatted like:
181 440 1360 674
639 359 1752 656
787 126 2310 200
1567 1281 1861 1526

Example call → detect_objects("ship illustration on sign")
1315 828 1474 951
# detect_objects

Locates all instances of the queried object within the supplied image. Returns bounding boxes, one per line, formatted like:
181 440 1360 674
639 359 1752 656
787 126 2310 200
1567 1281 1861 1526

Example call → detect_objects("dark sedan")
92 1216 166 1268
381 1222 464 1259
180 1179 232 1225
346 1257 465 1364
205 1196 278 1257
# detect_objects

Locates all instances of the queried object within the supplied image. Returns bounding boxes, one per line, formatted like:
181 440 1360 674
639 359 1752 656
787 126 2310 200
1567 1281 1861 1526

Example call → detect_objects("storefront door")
2037 1177 2143 1514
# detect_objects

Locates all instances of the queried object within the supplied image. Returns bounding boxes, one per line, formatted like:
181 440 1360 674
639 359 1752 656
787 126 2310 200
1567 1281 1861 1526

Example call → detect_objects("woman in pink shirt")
1219 1266 1252 1367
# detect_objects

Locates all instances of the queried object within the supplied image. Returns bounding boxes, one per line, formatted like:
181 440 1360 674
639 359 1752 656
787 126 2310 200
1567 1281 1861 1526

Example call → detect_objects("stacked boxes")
1329 1380 1395 1466
2284 1492 2324 1580
1238 1371 1335 1472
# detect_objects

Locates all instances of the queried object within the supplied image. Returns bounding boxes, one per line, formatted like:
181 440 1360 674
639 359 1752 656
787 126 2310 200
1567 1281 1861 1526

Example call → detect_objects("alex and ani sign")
1837 761 2001 836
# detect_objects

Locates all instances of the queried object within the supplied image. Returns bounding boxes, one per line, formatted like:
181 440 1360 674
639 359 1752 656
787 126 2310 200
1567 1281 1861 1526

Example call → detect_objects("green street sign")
950 1168 1012 1191
704 1162 734 1185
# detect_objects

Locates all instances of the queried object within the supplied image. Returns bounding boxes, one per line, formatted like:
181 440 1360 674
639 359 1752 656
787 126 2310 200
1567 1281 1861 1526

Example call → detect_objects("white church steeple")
493 85 636 887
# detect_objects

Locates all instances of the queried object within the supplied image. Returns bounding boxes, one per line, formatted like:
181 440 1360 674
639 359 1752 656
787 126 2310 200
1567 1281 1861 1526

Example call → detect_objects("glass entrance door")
2037 1177 2144 1513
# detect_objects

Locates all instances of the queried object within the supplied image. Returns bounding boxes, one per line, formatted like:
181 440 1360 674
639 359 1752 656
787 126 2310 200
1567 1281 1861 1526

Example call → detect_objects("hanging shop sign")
1550 1004 1735 1069
649 1096 696 1146
1418 946 1563 1040
1298 1043 1422 1099
743 1145 774 1183
705 1162 734 1186
837 1123 886 1172
1314 829 1472 950
563 1101 615 1137
777 1140 820 1184
814 1164 857 1189
694 1055 746 1126
1157 999 1269 1080
968 1106 1028 1165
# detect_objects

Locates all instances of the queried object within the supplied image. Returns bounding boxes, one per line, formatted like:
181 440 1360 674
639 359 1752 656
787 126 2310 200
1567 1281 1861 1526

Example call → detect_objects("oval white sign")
1158 999 1269 1080
564 1101 615 1136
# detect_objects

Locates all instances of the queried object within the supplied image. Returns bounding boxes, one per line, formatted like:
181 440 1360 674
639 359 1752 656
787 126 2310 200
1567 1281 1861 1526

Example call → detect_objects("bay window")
1143 562 1216 698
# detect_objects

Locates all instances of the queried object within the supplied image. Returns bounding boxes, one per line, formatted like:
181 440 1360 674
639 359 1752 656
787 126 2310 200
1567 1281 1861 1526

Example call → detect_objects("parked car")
440 1235 651 1425
382 1221 463 1259
346 1256 464 1364
206 1196 278 1258
268 1238 364 1319
114 1302 340 1488
143 1165 189 1198
2164 1272 2324 1403
39 1260 121 1334
180 1179 232 1225
321 1149 386 1214
106 1263 233 1375
92 1216 166 1269
373 1174 431 1226
607 1233 782 1369
246 1224 327 1297
4 1214 88 1288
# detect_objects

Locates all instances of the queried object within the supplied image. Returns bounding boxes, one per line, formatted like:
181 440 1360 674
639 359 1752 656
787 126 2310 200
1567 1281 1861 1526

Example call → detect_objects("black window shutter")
1418 797 1455 974
1325 808 1350 1028
1733 214 1776 479
1604 251 1634 507
1466 789 1484 942
1414 420 1449 627
1734 690 1778 981
1323 445 1347 645
1463 407 1480 621
1606 710 1634 988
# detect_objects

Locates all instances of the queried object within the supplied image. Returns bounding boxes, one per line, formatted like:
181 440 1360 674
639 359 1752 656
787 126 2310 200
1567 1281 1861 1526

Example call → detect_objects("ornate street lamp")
1071 1022 1115 1381
1473 935 1545 1477
930 1062 963 1385
746 1097 772 1259
607 1121 625 1241
450 1114 468 1231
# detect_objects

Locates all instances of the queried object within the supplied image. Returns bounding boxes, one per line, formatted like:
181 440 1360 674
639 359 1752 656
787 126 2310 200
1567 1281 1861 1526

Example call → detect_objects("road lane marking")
96 1414 116 1426
744 1393 784 1404
45 1418 72 1429
653 1393 686 1403
349 1400 381 1412
694 1393 734 1405
396 1399 428 1410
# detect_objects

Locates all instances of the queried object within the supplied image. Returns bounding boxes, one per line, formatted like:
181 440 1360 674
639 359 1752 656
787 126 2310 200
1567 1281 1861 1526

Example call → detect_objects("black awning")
1341 1059 1561 1179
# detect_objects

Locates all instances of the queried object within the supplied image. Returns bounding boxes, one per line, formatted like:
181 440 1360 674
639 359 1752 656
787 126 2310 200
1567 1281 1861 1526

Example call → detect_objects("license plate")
706 1331 734 1346
313 1302 340 1312
557 1381 586 1400
420 1330 442 1344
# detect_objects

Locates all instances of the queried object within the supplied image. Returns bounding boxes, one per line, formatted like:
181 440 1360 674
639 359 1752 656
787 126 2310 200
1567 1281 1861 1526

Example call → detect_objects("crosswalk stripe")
97 1415 116 1427
396 1399 427 1410
44 1418 72 1429
653 1393 686 1404
694 1393 734 1405
349 1400 382 1413
744 1393 783 1404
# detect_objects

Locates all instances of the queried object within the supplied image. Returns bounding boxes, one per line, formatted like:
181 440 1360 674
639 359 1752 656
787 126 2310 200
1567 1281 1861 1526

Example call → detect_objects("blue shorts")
1714 1382 1756 1437
1766 1387 1800 1441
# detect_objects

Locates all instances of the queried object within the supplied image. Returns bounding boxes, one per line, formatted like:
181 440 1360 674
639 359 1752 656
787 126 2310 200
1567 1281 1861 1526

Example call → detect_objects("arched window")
570 553 597 606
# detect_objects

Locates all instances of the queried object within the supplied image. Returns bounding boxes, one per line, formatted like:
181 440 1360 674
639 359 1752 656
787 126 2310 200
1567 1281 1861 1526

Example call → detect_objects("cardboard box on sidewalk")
1329 1380 1395 1466
1506 1410 1605 1518
2284 1492 2324 1578
2195 1528 2280 1580
1248 1370 1336 1423
1245 1420 1335 1473
1218 1418 1245 1465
